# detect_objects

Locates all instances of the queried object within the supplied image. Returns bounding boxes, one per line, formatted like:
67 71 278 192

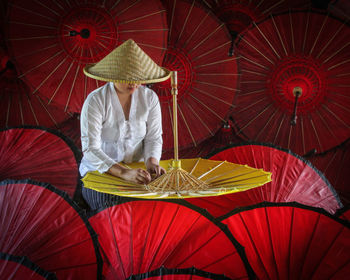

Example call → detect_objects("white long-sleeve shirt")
79 82 163 176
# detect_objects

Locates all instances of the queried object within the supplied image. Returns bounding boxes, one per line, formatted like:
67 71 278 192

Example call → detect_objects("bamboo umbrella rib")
119 28 168 33
177 0 195 44
241 36 275 65
197 161 226 180
240 80 265 84
242 69 268 77
236 96 269 115
239 89 266 96
327 59 350 71
240 55 270 70
137 42 167 50
331 72 350 78
302 12 310 53
273 114 286 144
187 23 224 55
5 95 10 126
300 116 306 155
34 0 60 16
9 21 56 29
120 10 166 25
322 104 350 129
115 0 141 17
209 175 271 188
329 99 350 112
195 80 236 91
27 97 39 125
18 96 24 124
168 0 177 42
315 110 337 141
36 96 58 127
192 41 231 62
255 107 279 140
183 12 210 50
254 22 281 60
205 168 261 184
194 57 238 69
16 43 58 59
189 158 201 175
190 94 225 122
10 3 57 22
19 50 64 79
184 101 213 135
316 22 345 59
287 121 293 150
65 61 81 112
289 12 295 54
9 35 57 41
309 117 323 151
177 103 197 147
261 0 284 14
309 15 328 56
271 15 288 56
48 59 76 105
196 73 240 77
193 87 235 106
323 42 350 65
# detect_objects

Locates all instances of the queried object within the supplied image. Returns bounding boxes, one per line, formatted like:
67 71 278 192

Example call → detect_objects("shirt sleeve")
80 93 117 173
143 91 163 162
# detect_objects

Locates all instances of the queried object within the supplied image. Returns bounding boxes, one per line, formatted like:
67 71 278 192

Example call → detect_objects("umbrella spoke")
177 103 197 147
255 107 279 140
241 36 275 65
120 10 165 25
323 42 350 65
237 103 272 133
322 104 350 129
316 22 345 59
289 12 295 53
254 21 281 60
26 96 39 125
65 61 81 112
309 15 328 56
194 57 238 69
271 15 288 56
183 101 213 135
115 0 140 16
189 94 225 122
10 3 56 22
191 41 231 62
193 87 235 106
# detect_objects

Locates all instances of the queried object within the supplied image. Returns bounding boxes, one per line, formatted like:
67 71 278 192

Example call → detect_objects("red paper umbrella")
127 267 231 280
0 179 102 279
221 202 350 280
232 11 350 156
88 200 255 279
186 143 342 218
200 0 309 35
56 113 82 151
308 139 350 207
152 0 238 151
0 253 56 280
0 126 81 198
6 0 168 113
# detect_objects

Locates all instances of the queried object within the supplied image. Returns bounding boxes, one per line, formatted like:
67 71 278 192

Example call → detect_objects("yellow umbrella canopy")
82 158 271 199
82 71 271 198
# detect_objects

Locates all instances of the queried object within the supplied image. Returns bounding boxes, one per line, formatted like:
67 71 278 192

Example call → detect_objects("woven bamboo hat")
83 39 170 84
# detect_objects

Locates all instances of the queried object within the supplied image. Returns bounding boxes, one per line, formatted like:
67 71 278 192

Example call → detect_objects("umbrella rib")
289 12 295 54
302 12 310 53
33 0 60 16
197 161 226 180
196 73 240 77
137 42 167 50
238 88 265 96
322 104 350 129
300 116 306 155
265 207 280 279
16 43 58 59
237 103 272 133
255 108 279 140
187 22 224 55
5 95 11 126
261 0 284 14
177 103 197 147
322 42 350 65
115 0 140 17
120 10 166 25
316 22 345 59
119 28 168 33
26 96 39 125
18 94 24 125
10 3 57 22
18 50 64 79
273 113 286 144
9 20 57 29
271 15 288 56
189 94 225 122
236 94 267 113
193 86 235 106
184 101 213 135
240 36 275 65
65 61 81 112
240 55 270 70
189 158 201 175
242 69 268 77
191 41 231 62
10 35 57 41
195 80 237 91
287 121 293 150
253 22 281 60
183 11 210 50
328 98 350 113
309 117 323 154
194 57 238 69
327 58 350 71
168 0 177 41
177 0 195 44
35 96 58 127
309 15 328 56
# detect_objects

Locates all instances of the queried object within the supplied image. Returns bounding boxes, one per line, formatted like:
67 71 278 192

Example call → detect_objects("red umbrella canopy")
152 0 238 151
55 113 82 151
221 202 350 280
0 179 102 280
88 200 255 279
6 0 168 113
308 139 350 208
0 253 57 280
186 143 342 218
0 126 81 198
200 0 310 35
329 0 350 21
127 267 231 280
232 11 350 156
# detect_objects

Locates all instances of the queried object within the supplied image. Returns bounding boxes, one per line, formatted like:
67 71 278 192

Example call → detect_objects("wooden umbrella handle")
171 71 180 164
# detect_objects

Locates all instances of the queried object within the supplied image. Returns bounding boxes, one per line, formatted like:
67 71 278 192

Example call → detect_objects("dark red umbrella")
200 0 310 35
88 200 255 279
55 113 81 151
0 253 56 280
186 143 342 218
308 139 350 207
329 0 350 21
127 267 231 280
6 0 168 113
221 202 350 280
152 0 238 151
0 126 81 198
0 179 102 279
232 11 350 156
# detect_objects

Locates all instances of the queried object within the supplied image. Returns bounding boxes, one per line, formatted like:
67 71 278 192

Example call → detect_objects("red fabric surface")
154 0 237 151
0 127 79 198
7 0 168 113
0 180 101 279
222 204 350 280
232 11 350 155
89 200 251 280
186 144 342 217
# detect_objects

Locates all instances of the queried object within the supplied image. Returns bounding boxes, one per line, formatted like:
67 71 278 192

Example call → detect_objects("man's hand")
146 157 166 180
107 164 151 184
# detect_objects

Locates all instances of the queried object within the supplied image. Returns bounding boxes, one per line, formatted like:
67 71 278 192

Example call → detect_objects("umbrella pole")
171 71 180 166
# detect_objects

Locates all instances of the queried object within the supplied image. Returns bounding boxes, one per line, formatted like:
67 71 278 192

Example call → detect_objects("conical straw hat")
84 39 171 84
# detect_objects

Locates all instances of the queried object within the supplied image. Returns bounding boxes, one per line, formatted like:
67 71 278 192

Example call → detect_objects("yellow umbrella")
82 72 271 199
